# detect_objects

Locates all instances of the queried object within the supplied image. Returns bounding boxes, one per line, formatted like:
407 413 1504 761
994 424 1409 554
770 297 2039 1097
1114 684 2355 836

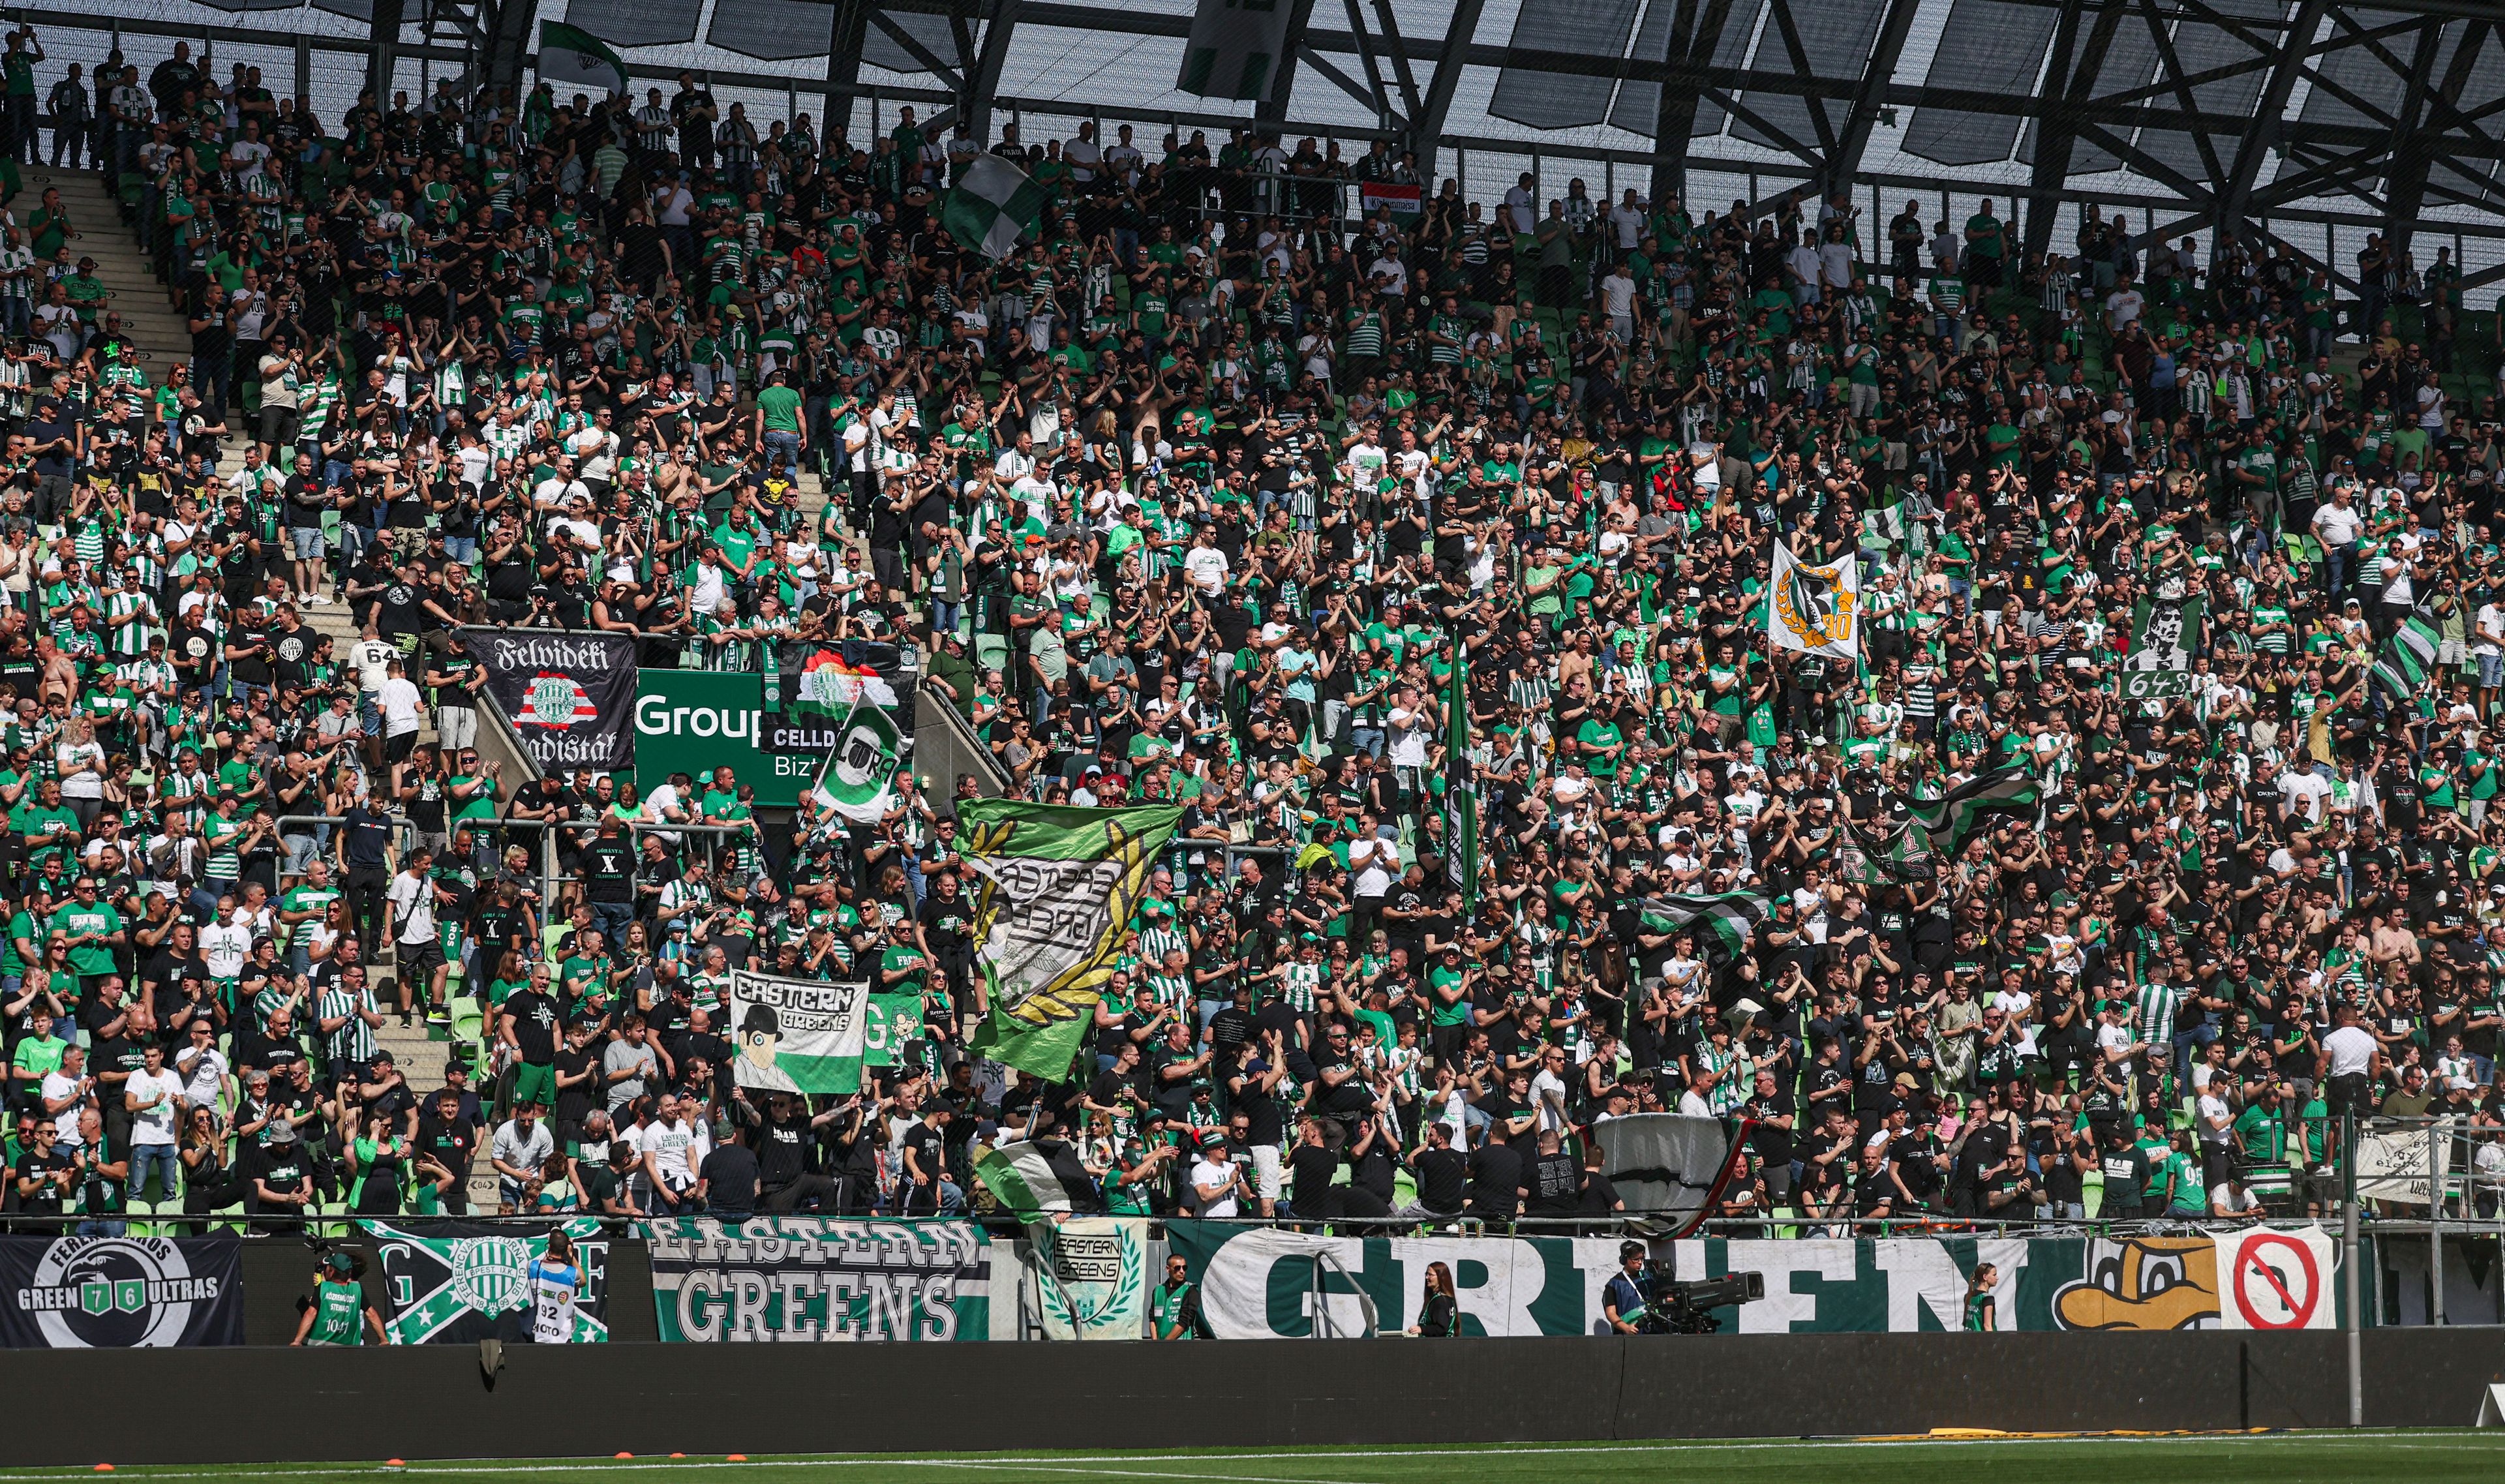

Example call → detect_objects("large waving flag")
1444 643 1480 913
1904 767 2041 855
943 155 1048 261
962 801 1183 1079
538 22 629 97
1637 892 1770 956
1767 541 1861 659
2369 606 2441 719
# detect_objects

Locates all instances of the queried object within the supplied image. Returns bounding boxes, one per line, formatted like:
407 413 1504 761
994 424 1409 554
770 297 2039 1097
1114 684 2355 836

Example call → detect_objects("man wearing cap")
292 1250 388 1346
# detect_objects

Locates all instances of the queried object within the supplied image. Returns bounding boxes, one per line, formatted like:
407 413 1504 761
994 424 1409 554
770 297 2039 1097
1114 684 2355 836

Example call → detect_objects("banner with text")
728 972 871 1095
1166 1226 2365 1337
1032 1217 1153 1340
645 1218 992 1342
464 629 638 772
361 1219 610 1344
0 1236 243 1348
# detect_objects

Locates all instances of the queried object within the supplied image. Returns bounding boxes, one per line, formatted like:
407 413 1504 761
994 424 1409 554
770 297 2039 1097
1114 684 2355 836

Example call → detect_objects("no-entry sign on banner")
2216 1226 2336 1330
464 629 639 772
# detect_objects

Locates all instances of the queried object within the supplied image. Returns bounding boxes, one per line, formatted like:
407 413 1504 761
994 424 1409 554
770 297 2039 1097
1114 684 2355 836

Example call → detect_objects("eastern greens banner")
961 801 1183 1078
361 1219 609 1344
1166 1225 2364 1337
729 971 870 1095
645 1218 992 1342
0 1236 243 1347
1032 1217 1152 1340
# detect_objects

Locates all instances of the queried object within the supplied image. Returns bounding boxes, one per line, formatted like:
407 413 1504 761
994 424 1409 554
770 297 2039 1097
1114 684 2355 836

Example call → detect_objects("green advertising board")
633 669 823 807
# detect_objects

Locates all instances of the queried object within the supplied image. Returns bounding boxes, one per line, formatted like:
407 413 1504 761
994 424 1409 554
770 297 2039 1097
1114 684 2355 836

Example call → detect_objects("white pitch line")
12 1432 2495 1482
903 1459 1380 1484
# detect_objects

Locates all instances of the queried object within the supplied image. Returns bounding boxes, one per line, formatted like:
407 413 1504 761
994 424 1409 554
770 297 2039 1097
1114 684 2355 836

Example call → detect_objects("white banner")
1031 1217 1153 1340
2214 1226 2337 1331
1767 542 1861 659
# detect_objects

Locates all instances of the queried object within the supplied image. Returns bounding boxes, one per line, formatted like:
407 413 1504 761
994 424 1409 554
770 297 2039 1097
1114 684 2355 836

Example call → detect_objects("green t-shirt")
49 901 122 977
756 384 804 434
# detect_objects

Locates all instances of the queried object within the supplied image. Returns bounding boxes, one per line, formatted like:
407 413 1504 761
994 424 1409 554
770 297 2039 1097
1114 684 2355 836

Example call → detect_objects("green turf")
11 1434 2505 1484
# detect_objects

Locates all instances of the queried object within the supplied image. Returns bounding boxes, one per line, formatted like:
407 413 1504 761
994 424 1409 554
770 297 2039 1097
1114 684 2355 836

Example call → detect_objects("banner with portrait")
726 971 871 1095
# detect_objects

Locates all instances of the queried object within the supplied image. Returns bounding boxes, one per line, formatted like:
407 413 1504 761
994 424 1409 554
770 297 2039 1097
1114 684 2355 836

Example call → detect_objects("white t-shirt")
1384 706 1430 769
2324 1023 2378 1078
379 676 425 737
176 1044 229 1108
2312 502 2363 549
1190 1155 1241 1217
1182 544 1229 594
127 1067 185 1145
386 870 436 945
42 1070 83 1145
202 920 252 980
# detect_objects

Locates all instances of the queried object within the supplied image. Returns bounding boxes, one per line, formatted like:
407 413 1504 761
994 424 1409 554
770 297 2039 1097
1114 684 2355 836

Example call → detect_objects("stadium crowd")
0 20 2500 1238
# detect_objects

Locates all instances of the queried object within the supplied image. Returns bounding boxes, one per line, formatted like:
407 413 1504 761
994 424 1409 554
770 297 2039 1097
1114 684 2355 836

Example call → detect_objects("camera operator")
1602 1239 1654 1335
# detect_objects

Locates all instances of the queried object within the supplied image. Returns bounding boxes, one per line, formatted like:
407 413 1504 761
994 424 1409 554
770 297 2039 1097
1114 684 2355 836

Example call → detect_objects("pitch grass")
9 1434 2505 1484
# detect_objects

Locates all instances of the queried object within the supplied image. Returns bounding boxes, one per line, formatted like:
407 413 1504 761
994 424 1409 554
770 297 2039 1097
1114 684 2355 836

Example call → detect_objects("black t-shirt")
757 1110 815 1187
1464 1139 1523 1215
1525 1149 1581 1215
1287 1142 1339 1213
900 1121 946 1183
1414 1145 1467 1213
553 1045 598 1125
13 1148 71 1213
581 840 636 902
1743 1089 1796 1164
700 1143 759 1213
501 988 560 1065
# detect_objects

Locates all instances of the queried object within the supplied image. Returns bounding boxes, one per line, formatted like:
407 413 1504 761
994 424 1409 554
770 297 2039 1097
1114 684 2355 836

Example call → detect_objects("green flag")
1637 892 1769 956
1903 767 2041 856
537 22 629 97
974 1138 1101 1215
1836 817 1935 886
866 990 926 1070
962 800 1183 1079
811 693 904 824
2369 606 2441 719
1444 647 1480 912
941 155 1048 260
359 1219 608 1344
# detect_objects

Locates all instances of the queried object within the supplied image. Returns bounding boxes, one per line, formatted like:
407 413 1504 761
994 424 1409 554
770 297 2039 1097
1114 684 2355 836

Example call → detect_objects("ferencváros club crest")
517 672 600 729
449 1235 535 1314
21 1237 225 1347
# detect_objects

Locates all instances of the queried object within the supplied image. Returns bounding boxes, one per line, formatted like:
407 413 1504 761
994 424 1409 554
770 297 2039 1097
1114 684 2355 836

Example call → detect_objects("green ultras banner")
959 801 1181 1079
643 1218 991 1342
1166 1224 2367 1337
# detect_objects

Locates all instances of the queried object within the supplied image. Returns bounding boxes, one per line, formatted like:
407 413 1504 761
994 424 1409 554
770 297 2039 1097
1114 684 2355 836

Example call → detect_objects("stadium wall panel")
6 1326 2504 1462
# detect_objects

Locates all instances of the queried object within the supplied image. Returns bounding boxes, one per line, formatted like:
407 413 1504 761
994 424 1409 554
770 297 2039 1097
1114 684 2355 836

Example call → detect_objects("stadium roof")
27 0 2505 287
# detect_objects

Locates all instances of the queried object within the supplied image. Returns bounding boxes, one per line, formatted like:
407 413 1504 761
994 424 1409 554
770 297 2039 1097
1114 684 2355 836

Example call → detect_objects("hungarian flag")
538 22 628 97
1904 767 2041 855
2369 606 2441 719
974 1139 1103 1216
1444 644 1480 912
1359 181 1423 220
1637 893 1769 956
942 155 1048 261
787 646 897 721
